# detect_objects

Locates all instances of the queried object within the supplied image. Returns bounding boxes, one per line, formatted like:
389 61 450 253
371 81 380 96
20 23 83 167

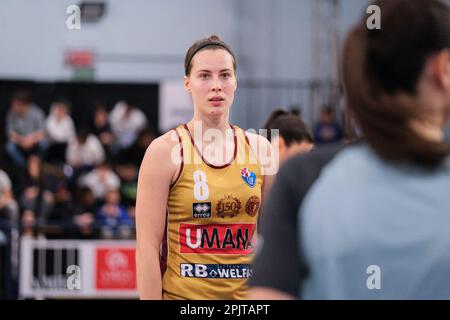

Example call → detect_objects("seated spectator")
115 127 156 167
38 163 74 238
78 162 120 202
97 189 132 239
109 100 148 152
5 90 47 169
71 186 97 239
0 168 19 229
20 157 55 238
114 128 156 222
45 99 76 163
90 102 115 159
66 128 105 184
313 106 343 144
115 162 138 220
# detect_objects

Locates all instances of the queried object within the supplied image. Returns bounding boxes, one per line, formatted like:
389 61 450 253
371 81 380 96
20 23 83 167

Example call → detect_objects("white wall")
0 0 370 82
0 0 236 81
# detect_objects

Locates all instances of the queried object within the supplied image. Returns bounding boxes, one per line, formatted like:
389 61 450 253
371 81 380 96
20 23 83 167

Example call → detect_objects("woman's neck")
188 112 231 134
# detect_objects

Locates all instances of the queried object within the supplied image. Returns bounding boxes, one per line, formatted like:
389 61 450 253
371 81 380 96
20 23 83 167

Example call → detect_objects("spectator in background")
313 106 343 144
5 90 47 169
45 99 76 164
78 161 120 203
39 163 74 238
115 127 156 167
114 128 156 225
97 189 132 239
66 128 105 183
0 168 19 230
90 102 115 159
71 186 97 239
109 100 148 152
20 157 55 237
115 162 138 221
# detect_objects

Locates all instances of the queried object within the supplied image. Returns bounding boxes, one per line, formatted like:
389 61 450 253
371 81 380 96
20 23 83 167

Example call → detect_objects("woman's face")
184 49 237 118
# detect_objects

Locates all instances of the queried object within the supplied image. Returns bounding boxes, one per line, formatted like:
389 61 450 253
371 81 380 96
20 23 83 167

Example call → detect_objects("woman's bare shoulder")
141 129 182 169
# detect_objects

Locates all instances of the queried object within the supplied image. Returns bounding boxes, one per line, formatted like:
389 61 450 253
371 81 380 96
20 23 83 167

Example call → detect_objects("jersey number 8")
193 170 209 201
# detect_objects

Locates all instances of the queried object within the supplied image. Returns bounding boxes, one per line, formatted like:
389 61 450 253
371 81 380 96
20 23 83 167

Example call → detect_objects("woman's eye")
200 74 209 79
221 73 231 79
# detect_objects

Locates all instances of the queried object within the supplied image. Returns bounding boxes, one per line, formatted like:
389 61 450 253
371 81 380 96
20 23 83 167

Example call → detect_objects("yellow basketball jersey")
162 124 263 300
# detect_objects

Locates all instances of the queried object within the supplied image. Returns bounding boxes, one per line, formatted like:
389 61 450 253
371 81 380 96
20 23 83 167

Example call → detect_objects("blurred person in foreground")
249 0 450 299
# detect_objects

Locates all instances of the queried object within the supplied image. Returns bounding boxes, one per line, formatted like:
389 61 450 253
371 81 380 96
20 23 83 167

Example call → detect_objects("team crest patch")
216 194 242 218
245 196 260 217
192 202 211 218
240 168 256 188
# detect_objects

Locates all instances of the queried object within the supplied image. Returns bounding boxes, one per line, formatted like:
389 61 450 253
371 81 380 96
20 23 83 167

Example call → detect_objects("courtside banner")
19 238 138 299
95 247 136 290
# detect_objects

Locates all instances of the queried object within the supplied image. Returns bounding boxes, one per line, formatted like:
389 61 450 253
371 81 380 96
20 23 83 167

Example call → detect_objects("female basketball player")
136 35 275 299
250 0 450 299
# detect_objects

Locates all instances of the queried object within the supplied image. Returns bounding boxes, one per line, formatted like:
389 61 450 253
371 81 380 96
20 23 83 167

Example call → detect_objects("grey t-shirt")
300 144 450 299
6 104 45 137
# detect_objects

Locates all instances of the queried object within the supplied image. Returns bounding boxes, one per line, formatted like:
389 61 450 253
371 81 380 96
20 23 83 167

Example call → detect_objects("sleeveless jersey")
162 124 263 300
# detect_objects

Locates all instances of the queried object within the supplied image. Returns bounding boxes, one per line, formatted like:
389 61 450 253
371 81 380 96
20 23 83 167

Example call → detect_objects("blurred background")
0 0 384 299
0 0 369 131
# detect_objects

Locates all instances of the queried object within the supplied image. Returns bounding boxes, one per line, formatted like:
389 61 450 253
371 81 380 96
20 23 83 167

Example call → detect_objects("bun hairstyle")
263 109 314 146
342 0 450 168
184 34 237 76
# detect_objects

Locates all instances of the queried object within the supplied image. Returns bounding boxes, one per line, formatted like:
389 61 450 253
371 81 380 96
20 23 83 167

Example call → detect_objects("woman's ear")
184 76 191 93
433 49 450 90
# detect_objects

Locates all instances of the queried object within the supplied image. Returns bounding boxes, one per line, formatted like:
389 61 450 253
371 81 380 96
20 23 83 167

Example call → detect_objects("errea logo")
192 202 211 218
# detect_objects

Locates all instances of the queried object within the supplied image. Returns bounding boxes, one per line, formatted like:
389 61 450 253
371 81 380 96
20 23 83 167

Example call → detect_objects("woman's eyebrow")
195 69 232 73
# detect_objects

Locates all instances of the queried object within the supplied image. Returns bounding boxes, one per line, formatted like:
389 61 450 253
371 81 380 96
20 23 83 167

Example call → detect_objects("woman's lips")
210 100 224 107
209 97 225 106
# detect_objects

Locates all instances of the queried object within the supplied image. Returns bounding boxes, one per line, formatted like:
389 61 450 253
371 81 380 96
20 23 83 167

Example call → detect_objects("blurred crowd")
0 89 158 240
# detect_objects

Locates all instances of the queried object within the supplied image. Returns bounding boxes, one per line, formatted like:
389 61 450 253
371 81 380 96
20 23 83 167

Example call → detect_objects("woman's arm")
135 133 179 299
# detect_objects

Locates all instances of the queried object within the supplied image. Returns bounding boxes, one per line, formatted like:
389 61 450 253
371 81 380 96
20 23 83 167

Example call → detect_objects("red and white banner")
96 247 136 290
